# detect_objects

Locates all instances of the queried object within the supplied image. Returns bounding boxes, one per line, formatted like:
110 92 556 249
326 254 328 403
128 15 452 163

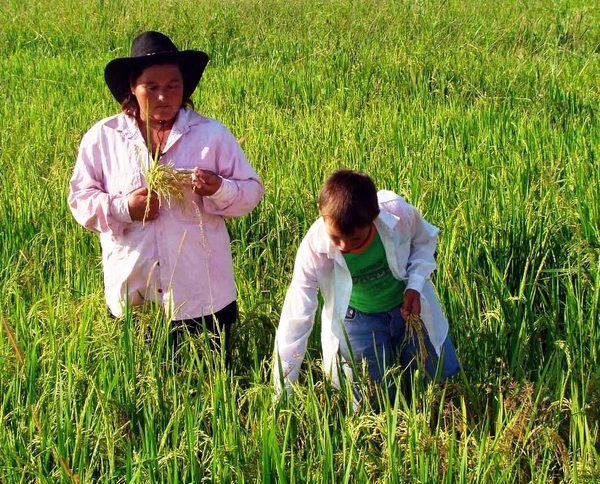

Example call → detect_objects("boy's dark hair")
318 169 380 235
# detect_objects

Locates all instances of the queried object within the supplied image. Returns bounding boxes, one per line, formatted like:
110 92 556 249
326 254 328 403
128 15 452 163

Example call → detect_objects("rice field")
1 0 599 481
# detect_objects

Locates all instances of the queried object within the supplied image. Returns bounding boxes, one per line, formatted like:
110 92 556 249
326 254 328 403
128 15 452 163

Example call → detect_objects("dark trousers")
110 301 237 364
172 300 237 363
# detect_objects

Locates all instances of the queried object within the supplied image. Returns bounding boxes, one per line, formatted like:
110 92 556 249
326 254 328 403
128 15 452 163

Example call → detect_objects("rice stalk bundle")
405 313 428 369
144 162 190 222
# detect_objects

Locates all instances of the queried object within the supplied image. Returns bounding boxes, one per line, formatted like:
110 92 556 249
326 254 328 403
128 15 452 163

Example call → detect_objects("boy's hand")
401 289 421 320
192 167 222 196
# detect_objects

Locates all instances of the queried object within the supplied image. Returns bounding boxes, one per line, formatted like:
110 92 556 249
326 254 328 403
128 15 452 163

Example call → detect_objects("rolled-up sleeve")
68 131 132 235
203 128 264 217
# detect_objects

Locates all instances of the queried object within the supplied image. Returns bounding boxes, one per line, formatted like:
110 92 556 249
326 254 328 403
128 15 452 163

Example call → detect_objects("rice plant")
0 0 598 481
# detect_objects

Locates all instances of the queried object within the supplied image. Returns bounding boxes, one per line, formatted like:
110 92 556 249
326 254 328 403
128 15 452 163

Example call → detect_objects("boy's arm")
406 207 439 293
379 190 439 293
273 237 320 396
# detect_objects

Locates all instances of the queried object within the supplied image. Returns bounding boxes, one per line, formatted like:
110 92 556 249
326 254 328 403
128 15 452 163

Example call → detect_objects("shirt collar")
114 108 199 141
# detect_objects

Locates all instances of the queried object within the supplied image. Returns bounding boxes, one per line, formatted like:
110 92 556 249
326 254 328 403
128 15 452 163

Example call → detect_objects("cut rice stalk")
405 313 429 369
143 162 190 222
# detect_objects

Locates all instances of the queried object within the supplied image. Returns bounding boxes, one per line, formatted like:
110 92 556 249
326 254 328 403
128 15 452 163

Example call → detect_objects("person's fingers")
195 169 218 183
400 303 409 319
412 294 421 315
138 190 159 220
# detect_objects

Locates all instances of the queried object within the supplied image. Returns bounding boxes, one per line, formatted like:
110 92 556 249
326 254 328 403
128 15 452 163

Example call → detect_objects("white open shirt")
274 190 449 394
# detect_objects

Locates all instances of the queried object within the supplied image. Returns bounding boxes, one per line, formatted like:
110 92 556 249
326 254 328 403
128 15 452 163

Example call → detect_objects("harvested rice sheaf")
405 313 429 369
143 162 191 221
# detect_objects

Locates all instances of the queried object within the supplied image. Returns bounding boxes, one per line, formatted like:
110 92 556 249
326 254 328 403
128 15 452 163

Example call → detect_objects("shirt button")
158 289 163 294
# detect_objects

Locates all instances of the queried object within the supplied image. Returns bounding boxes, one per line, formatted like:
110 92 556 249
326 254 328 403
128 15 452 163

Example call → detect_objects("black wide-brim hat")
104 31 209 103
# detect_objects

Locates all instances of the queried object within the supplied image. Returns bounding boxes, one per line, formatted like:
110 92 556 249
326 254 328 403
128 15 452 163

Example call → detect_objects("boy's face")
323 218 372 253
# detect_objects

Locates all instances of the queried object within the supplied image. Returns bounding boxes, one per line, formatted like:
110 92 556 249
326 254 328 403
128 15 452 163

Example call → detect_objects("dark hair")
318 169 380 235
121 62 195 117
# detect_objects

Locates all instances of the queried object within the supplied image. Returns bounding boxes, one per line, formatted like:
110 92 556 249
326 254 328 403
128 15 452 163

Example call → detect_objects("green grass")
1 0 599 481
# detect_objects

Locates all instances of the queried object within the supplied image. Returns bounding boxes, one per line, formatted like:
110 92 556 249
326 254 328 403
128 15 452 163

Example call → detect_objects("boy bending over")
273 169 459 405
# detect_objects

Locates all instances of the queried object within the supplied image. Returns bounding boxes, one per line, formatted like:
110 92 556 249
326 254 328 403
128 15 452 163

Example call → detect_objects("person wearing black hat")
68 31 264 358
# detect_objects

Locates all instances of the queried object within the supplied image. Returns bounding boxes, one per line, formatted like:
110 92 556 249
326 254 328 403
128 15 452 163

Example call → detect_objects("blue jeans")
337 305 459 401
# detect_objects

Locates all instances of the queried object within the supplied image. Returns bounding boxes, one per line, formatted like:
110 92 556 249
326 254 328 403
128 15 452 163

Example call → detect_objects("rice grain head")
143 161 189 222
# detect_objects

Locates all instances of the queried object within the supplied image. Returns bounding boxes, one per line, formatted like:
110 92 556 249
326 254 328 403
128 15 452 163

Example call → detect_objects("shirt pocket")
106 164 145 198
104 141 147 196
168 141 214 172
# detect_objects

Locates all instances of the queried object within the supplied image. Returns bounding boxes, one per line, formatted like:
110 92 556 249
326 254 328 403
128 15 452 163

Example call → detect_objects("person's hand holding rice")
191 167 222 196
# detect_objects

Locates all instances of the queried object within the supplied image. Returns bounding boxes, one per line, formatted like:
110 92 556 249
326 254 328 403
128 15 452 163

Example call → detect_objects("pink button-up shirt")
68 108 264 319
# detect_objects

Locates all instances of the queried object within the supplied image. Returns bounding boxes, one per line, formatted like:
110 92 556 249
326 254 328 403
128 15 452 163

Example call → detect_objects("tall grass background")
1 0 599 481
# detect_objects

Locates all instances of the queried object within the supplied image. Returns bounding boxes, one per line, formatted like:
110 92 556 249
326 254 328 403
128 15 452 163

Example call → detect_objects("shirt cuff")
406 274 426 293
109 194 133 223
206 177 238 204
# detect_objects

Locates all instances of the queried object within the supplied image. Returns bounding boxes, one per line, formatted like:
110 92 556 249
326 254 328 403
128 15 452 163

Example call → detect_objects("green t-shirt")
343 228 406 313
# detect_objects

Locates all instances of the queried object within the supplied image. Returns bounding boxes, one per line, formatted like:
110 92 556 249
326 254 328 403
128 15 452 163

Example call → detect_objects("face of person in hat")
131 63 184 124
104 31 209 122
